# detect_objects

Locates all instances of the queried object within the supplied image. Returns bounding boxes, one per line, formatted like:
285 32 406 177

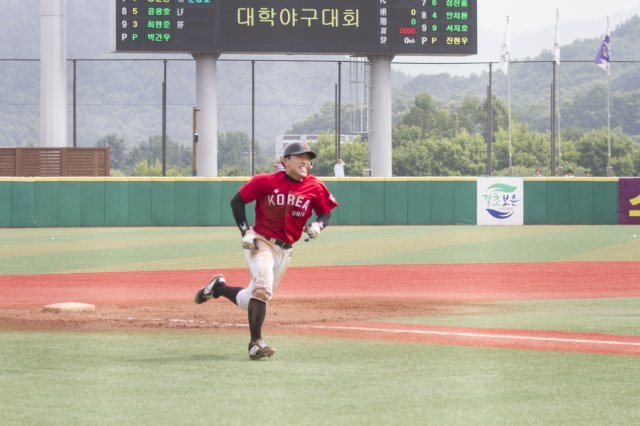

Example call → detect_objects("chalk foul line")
298 324 640 348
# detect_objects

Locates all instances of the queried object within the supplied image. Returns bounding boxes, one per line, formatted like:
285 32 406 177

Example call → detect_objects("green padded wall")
151 180 175 226
11 180 35 227
361 180 385 224
58 180 82 227
570 181 594 224
594 179 618 224
0 180 11 227
523 180 547 224
197 180 221 226
453 180 476 224
430 181 454 225
0 177 624 227
105 180 128 226
34 180 58 227
546 179 572 224
407 180 431 224
174 180 198 226
82 180 106 226
337 180 362 225
127 180 152 226
384 180 408 225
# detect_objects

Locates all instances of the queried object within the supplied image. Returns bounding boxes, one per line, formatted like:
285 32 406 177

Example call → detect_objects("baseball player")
195 142 338 360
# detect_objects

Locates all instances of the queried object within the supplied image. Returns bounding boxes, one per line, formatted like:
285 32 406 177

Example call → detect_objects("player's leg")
246 246 291 359
236 243 275 309
241 243 277 359
194 274 243 305
247 296 276 360
271 247 292 293
213 279 242 304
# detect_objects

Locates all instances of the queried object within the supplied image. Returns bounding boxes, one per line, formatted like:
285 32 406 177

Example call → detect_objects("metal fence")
0 57 637 174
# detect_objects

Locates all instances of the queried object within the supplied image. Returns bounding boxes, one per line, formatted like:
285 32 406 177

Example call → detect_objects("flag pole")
605 17 612 177
606 64 612 176
507 60 513 177
499 16 512 176
595 16 612 176
554 9 563 176
504 16 512 176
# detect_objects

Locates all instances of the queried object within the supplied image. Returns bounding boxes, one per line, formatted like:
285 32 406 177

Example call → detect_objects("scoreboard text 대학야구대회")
111 0 477 56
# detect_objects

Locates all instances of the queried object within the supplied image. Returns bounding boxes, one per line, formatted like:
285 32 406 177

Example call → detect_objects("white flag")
499 16 510 73
553 10 560 65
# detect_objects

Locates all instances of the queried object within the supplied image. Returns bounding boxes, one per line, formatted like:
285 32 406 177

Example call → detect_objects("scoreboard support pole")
368 55 393 177
194 53 220 176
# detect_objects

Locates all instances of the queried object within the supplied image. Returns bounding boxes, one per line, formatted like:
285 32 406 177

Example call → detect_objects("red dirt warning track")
1 262 639 356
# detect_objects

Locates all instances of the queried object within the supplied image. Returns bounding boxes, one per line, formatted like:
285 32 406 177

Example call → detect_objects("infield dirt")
1 263 639 355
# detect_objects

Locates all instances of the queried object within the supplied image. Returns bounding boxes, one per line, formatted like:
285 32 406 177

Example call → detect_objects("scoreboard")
110 0 477 56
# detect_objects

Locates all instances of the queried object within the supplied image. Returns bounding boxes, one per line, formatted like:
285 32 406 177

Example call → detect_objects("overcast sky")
478 0 634 33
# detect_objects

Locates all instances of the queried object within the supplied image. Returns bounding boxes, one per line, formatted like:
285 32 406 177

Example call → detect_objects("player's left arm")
306 180 339 240
305 213 330 240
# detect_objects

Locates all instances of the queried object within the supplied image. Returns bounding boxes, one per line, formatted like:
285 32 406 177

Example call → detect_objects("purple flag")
595 33 610 75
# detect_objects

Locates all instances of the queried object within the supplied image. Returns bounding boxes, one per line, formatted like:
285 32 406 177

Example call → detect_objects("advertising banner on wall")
477 177 524 225
618 178 640 225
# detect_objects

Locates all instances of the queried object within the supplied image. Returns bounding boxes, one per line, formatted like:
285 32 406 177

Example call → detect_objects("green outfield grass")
1 331 639 425
2 226 640 424
1 225 639 274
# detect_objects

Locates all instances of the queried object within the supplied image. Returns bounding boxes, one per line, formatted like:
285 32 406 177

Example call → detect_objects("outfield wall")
0 177 622 227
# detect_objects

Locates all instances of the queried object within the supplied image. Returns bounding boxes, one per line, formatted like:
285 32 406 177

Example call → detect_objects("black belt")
265 237 292 249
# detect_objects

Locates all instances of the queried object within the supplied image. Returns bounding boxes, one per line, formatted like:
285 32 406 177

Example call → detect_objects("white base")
43 302 95 313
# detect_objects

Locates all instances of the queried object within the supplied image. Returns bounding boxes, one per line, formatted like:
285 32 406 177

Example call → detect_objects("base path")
1 262 639 355
2 262 639 307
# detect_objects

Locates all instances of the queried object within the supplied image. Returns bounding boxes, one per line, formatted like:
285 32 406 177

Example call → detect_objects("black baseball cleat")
194 274 226 304
248 339 276 360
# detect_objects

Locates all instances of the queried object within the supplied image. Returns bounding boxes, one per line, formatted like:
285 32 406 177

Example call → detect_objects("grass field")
1 225 640 425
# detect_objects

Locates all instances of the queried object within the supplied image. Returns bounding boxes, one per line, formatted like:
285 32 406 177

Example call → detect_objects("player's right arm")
230 192 249 236
231 192 260 251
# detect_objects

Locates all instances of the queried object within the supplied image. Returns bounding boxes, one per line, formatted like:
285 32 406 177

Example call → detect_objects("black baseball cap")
282 142 316 159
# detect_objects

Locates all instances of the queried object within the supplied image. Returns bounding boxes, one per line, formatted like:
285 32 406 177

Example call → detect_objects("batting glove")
305 222 323 240
241 229 259 251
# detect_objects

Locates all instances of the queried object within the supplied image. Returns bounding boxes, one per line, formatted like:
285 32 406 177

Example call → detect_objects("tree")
218 131 251 175
95 133 127 173
490 122 564 176
399 93 456 139
298 133 368 177
575 128 638 176
132 159 189 176
453 131 486 176
393 138 433 176
132 159 162 176
455 96 484 135
484 95 510 134
127 135 191 175
287 101 363 135
217 131 272 176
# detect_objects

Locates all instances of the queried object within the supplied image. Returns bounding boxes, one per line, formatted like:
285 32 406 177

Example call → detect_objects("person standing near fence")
194 142 338 360
334 159 345 177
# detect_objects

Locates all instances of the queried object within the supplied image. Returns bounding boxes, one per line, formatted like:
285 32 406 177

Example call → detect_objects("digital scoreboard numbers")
381 0 476 55
112 0 216 53
111 0 476 56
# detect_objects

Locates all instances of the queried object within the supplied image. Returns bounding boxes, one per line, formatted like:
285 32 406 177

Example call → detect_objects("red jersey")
239 172 338 244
